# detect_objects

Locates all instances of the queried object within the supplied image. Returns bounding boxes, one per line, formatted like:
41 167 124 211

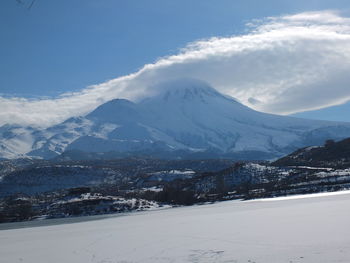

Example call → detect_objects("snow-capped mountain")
1 78 350 160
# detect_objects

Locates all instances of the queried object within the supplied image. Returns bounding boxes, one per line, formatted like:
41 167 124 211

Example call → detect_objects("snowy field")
1 192 350 263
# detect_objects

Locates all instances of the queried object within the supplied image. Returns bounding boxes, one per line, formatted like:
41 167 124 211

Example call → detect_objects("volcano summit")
1 79 350 160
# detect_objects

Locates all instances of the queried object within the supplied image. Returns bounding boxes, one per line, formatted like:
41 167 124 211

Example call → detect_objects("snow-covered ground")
1 191 350 263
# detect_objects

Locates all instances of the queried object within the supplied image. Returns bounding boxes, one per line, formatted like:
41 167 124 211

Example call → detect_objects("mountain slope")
1 78 350 160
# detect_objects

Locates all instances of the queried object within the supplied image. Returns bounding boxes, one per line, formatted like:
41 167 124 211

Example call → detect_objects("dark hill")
272 138 350 168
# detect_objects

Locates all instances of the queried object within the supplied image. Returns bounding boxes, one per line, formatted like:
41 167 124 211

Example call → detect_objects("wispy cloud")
1 10 350 127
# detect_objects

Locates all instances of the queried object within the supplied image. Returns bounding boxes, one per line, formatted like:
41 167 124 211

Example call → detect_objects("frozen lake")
1 191 350 263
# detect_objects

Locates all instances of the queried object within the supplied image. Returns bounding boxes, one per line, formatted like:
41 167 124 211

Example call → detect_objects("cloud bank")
2 10 350 127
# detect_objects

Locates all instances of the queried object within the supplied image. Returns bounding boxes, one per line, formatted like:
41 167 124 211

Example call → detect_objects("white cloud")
1 10 350 127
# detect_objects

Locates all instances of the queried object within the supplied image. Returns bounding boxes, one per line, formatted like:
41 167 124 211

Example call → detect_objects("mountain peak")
3 78 350 160
151 78 224 102
86 98 139 124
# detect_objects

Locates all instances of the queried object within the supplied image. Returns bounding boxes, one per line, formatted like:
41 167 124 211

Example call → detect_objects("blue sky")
1 0 350 125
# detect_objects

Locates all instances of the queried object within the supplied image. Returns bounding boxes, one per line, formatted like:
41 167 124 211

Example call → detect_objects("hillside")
273 138 350 168
1 149 350 222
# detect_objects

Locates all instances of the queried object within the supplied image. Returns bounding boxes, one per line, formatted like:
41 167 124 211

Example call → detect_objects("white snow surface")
1 191 350 263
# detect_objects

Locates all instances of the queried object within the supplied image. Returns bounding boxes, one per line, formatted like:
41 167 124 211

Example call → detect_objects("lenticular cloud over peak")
2 10 350 127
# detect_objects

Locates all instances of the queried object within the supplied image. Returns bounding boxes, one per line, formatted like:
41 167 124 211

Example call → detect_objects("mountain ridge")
1 78 350 160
